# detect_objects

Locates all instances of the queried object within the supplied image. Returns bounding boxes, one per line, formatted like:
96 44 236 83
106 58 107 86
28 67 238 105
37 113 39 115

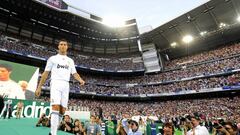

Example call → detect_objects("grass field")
0 118 72 135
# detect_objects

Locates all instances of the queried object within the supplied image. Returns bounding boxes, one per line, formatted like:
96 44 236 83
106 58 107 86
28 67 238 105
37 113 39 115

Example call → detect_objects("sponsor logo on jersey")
57 64 69 69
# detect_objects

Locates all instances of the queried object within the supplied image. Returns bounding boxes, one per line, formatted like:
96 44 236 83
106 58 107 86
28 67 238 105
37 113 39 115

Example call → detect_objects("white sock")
51 111 59 135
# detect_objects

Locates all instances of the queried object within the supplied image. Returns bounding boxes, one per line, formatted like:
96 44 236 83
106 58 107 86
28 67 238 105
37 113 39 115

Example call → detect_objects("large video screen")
0 60 39 100
38 0 68 10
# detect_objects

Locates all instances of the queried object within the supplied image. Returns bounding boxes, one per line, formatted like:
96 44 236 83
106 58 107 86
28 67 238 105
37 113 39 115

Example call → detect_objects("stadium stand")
0 0 240 135
0 32 144 71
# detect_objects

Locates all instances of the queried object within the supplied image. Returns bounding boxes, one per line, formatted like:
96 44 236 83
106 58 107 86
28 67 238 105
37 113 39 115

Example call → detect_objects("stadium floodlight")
170 42 177 47
182 35 193 44
103 16 125 27
200 31 207 36
237 16 240 22
219 22 227 28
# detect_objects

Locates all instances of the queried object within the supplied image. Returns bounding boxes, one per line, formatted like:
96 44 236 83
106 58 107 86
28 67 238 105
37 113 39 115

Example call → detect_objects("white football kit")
0 80 25 99
45 54 77 108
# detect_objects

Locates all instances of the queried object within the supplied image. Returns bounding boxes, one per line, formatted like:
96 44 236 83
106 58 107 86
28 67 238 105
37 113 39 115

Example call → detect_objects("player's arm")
35 71 50 97
73 73 85 86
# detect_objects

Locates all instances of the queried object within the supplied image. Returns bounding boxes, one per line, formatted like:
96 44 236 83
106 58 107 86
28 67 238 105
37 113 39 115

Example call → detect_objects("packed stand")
1 32 240 85
75 55 143 71
41 72 240 95
36 96 240 135
84 55 240 85
0 33 144 71
165 43 240 70
81 73 239 94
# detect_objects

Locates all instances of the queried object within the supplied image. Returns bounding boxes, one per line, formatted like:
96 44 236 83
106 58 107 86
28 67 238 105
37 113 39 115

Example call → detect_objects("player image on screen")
0 64 25 100
35 39 85 135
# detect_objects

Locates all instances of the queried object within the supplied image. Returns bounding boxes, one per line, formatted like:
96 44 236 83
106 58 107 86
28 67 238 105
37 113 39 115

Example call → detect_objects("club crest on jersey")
57 64 69 69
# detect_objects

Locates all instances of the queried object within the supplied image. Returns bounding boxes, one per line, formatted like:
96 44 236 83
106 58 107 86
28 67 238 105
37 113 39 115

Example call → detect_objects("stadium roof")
64 0 209 29
140 0 240 59
0 0 140 54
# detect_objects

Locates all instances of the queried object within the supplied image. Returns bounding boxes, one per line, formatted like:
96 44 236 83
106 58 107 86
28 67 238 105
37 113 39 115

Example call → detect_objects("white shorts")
50 80 69 108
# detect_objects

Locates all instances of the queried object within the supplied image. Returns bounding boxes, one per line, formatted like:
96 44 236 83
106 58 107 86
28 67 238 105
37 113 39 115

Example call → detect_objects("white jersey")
45 54 77 82
187 125 209 135
0 80 25 99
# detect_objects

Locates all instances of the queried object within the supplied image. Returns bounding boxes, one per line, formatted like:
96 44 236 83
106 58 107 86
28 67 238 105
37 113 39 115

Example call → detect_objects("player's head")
58 39 68 55
0 63 12 81
18 80 28 91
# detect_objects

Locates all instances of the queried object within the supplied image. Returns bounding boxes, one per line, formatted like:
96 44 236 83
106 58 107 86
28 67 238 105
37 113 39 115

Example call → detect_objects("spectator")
36 113 50 127
128 120 142 135
84 115 101 135
138 117 146 135
163 122 174 135
106 116 115 135
117 119 127 135
224 122 238 135
187 115 209 135
73 119 84 135
16 100 24 119
59 115 74 133
213 121 238 135
237 123 240 135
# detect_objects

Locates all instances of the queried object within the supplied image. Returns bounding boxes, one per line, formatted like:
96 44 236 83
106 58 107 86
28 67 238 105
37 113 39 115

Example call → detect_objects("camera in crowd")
180 114 192 122
213 119 226 129
36 113 50 127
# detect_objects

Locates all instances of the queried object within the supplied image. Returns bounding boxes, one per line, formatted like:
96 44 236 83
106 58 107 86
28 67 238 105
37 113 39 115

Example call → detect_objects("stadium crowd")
83 55 240 85
1 32 240 74
165 43 240 70
0 33 144 71
1 32 240 86
36 96 240 135
75 55 143 71
40 72 239 95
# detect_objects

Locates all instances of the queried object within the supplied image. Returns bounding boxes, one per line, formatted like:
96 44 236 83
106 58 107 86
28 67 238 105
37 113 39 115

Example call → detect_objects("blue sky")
64 0 209 29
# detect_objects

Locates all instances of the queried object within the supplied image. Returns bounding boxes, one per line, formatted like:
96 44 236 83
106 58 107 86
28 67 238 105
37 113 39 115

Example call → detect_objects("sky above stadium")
64 0 209 29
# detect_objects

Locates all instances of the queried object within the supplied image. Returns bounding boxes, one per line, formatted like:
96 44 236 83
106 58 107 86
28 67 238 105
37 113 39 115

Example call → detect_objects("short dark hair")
130 120 139 127
163 122 174 134
0 63 12 71
74 119 80 125
90 115 96 119
224 121 237 131
64 115 70 119
59 39 68 43
190 112 201 121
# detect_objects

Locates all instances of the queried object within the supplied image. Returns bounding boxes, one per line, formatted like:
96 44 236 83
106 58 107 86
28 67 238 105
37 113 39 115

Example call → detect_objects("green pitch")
0 118 72 135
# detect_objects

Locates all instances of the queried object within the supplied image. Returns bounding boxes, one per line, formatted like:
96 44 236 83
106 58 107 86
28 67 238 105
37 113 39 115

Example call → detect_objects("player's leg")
59 105 66 126
51 105 61 135
50 84 62 135
59 82 69 117
59 106 66 116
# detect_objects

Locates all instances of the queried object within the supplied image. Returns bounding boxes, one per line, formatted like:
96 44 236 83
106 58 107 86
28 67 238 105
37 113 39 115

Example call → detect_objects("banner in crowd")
222 84 240 90
2 98 50 118
0 60 39 100
2 98 90 121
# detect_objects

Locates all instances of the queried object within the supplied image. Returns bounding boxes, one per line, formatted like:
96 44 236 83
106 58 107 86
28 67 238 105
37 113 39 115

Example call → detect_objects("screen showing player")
0 60 39 100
